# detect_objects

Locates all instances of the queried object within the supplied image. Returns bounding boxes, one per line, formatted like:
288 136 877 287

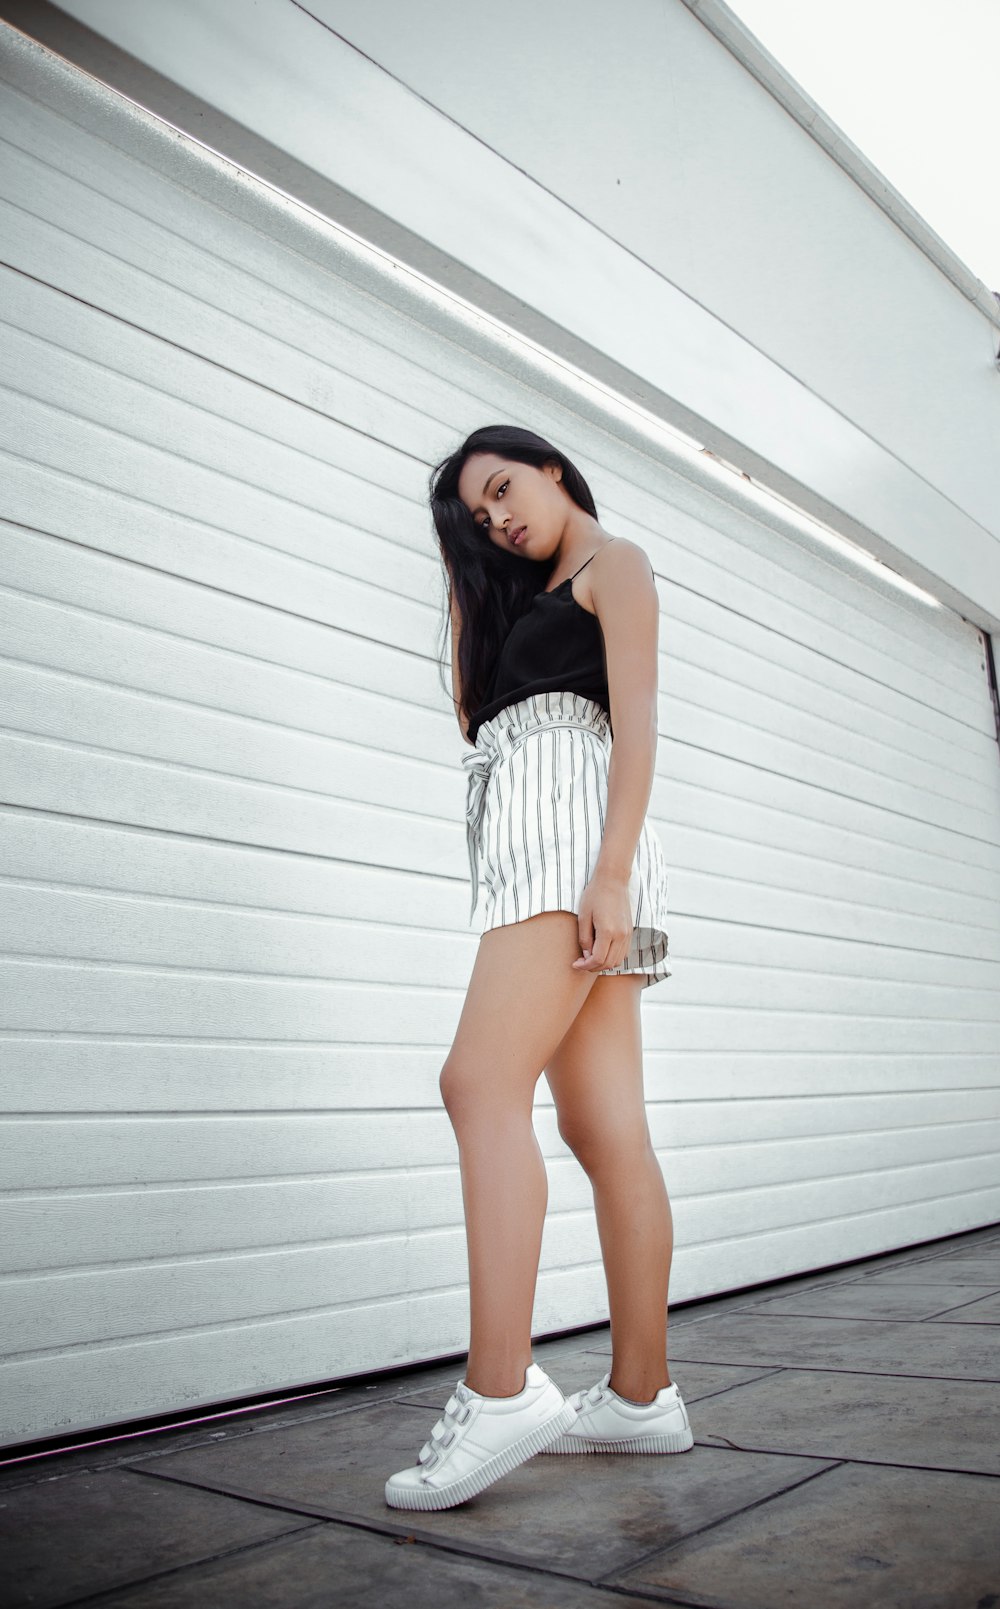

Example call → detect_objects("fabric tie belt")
461 715 609 924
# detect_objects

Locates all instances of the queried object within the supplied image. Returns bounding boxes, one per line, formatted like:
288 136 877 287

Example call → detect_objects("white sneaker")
539 1370 695 1454
385 1362 578 1510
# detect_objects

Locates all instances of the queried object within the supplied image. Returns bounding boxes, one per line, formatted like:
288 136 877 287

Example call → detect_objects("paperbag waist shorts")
462 690 672 988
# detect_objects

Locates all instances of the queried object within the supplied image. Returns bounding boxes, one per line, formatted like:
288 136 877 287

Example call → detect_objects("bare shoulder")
579 536 657 613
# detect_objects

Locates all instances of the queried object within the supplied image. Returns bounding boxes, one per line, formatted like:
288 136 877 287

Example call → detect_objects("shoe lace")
417 1382 475 1472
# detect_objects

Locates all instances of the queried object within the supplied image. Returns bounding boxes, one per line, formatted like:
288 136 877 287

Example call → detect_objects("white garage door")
2 31 998 1448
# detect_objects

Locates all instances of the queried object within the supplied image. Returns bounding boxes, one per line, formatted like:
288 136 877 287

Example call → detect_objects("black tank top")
468 543 616 745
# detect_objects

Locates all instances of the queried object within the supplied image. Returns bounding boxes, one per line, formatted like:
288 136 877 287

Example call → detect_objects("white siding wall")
18 0 1000 624
1 26 998 1448
308 0 1000 540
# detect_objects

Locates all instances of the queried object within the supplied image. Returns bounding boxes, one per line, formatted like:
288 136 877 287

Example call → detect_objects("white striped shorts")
462 690 672 988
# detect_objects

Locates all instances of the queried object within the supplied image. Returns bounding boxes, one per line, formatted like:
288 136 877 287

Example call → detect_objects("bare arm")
589 541 660 880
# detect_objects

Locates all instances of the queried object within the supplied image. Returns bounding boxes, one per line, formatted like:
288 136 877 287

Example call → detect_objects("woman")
385 424 694 1512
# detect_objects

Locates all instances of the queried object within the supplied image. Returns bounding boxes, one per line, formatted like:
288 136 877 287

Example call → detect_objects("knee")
439 1058 538 1130
438 1056 475 1121
559 1116 653 1174
557 1120 597 1170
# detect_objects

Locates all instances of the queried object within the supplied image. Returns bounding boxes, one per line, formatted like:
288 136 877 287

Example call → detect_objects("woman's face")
456 453 570 563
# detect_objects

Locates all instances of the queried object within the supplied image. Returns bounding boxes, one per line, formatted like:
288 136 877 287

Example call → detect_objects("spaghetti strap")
570 537 617 581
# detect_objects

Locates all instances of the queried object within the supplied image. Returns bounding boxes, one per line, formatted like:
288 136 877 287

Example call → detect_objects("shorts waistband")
461 693 610 923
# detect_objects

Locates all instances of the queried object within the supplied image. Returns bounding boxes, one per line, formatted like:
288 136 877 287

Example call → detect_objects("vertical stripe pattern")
462 691 672 987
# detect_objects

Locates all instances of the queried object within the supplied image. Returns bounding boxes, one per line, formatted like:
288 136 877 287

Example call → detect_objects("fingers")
574 882 632 971
572 934 630 972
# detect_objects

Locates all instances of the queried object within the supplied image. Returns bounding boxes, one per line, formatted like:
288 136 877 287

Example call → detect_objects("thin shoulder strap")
570 537 617 581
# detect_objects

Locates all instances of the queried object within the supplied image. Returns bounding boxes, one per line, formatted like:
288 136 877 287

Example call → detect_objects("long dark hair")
429 424 599 729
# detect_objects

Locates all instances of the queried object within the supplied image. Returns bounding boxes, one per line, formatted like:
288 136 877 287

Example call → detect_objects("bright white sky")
723 0 999 290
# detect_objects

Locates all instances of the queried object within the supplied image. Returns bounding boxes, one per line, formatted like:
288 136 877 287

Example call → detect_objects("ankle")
464 1364 531 1398
609 1373 672 1403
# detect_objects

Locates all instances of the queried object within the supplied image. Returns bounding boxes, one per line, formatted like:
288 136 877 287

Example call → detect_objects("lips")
510 526 527 547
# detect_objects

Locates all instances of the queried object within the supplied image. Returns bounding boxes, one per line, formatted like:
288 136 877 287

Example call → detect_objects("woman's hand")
572 868 633 973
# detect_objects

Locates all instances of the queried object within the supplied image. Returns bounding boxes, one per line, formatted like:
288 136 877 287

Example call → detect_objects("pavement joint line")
922 1294 1000 1315
108 1480 700 1601
677 1309 1000 1327
694 1442 1000 1476
665 1360 1000 1383
592 1458 845 1584
656 1367 788 1403
4 1523 327 1609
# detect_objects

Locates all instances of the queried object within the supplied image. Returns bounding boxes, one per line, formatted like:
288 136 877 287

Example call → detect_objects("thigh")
443 911 600 1114
542 973 651 1159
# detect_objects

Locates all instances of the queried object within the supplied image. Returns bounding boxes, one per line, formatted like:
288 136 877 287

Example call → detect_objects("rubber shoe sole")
540 1373 695 1455
386 1398 577 1510
542 1420 693 1454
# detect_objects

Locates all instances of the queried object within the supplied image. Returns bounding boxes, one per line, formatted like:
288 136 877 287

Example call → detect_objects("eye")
479 480 508 531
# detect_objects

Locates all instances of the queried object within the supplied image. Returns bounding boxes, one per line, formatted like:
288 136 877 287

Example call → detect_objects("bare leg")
440 911 600 1398
543 973 674 1402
